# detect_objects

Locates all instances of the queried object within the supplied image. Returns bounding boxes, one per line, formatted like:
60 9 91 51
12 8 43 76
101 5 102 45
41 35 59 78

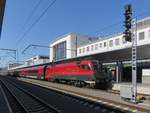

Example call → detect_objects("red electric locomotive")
14 59 110 87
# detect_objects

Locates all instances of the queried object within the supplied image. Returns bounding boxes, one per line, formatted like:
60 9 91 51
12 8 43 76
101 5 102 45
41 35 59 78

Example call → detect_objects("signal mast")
124 4 137 103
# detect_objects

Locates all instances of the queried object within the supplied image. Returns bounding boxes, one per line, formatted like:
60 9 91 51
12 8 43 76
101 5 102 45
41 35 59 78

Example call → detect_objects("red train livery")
14 59 110 87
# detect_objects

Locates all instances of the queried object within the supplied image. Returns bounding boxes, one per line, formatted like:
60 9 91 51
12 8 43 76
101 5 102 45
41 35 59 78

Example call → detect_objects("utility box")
142 69 150 84
120 85 132 99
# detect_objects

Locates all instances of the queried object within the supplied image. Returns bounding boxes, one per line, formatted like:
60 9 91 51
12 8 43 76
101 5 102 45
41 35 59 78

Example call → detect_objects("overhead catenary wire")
4 3 150 66
3 0 43 64
13 0 43 47
14 0 57 48
2 0 57 66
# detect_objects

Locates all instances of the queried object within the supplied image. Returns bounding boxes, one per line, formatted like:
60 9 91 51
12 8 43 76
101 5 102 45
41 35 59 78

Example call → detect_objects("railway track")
0 76 132 113
17 77 150 113
0 77 60 113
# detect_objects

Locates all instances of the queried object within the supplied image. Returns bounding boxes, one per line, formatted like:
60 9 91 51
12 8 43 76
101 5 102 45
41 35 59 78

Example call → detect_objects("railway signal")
123 4 137 103
124 4 132 42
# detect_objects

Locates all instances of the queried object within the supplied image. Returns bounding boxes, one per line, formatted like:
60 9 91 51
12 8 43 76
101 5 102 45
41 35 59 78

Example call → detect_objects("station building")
8 17 150 85
49 32 98 62
49 17 150 84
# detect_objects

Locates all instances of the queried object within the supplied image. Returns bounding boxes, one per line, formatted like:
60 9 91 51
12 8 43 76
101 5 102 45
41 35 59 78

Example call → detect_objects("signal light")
124 4 132 42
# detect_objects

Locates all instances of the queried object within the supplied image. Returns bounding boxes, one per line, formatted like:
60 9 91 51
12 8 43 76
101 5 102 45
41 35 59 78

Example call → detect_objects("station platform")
17 77 150 112
112 82 150 95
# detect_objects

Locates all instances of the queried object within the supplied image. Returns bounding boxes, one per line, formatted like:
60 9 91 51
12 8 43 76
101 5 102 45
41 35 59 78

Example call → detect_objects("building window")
82 48 85 53
104 42 107 47
91 45 94 51
79 49 82 54
148 30 150 39
115 38 120 45
95 44 98 50
86 46 89 52
99 43 102 48
139 32 145 40
122 37 126 44
53 41 66 61
109 40 113 47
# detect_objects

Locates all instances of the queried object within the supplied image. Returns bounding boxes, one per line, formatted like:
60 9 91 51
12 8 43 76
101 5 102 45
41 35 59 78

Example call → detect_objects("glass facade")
53 41 66 61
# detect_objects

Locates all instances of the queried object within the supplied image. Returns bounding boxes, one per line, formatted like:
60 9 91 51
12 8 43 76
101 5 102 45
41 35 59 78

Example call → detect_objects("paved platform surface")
18 78 150 113
112 82 150 95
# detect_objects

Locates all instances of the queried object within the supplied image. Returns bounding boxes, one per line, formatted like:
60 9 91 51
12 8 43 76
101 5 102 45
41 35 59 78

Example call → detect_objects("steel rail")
11 77 132 113
1 77 61 113
0 79 28 113
20 78 150 113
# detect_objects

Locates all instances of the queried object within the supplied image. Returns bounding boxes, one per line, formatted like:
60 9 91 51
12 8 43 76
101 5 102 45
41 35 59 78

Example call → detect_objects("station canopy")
0 0 5 38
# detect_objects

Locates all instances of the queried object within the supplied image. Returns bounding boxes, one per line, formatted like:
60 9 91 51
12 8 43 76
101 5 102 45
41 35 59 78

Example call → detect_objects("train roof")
12 55 95 70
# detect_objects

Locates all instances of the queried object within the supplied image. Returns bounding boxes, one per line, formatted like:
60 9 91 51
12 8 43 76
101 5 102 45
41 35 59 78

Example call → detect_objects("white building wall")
49 34 72 62
77 26 150 57
49 33 97 62
66 35 72 59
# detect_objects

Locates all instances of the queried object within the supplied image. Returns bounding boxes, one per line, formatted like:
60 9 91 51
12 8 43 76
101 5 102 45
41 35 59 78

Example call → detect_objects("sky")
1 0 150 67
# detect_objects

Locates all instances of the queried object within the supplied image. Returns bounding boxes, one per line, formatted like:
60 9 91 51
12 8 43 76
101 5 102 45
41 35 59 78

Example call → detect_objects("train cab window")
81 65 90 70
92 61 100 70
93 65 99 70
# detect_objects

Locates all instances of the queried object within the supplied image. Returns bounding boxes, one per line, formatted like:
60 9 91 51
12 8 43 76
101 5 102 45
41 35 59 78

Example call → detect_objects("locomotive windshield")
92 60 102 71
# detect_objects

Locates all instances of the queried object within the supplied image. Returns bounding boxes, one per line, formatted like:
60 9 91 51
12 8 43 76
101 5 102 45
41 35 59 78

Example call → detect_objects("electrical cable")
14 0 57 48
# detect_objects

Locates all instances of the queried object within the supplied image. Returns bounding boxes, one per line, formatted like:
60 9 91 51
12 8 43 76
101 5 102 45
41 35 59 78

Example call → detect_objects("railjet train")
11 59 111 87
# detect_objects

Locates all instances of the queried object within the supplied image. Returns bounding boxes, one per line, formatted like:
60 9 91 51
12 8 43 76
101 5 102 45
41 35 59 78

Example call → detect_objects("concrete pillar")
116 61 123 83
116 65 119 83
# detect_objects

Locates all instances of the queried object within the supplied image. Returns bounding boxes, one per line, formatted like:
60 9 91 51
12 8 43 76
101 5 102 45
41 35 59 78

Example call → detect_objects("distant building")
25 55 49 66
8 63 22 70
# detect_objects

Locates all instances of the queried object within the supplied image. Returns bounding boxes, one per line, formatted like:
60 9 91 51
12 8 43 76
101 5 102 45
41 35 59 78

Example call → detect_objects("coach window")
139 32 145 40
104 42 107 47
81 64 90 70
109 40 113 47
115 38 120 45
91 45 94 51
